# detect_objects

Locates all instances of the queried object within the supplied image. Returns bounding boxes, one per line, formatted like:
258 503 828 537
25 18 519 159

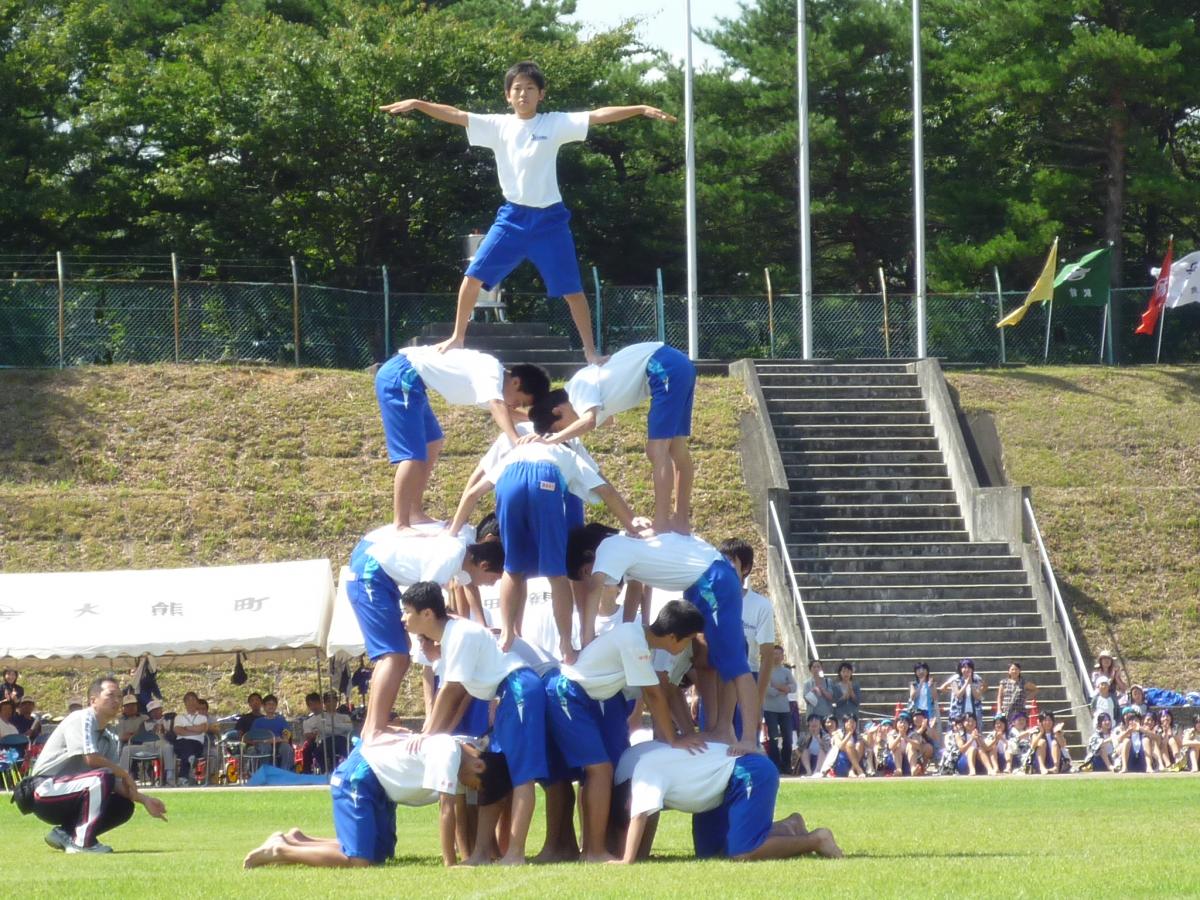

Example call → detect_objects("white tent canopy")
326 566 364 659
0 559 335 660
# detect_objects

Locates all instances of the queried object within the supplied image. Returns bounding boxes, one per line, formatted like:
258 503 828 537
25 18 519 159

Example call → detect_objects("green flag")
1053 247 1111 307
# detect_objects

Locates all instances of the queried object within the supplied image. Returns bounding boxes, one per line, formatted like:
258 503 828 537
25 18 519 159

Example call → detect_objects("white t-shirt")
619 741 736 817
741 590 776 673
440 617 523 701
507 637 558 678
479 577 581 661
399 346 505 408
565 341 663 426
592 533 721 592
358 732 462 806
466 111 590 208
173 711 209 739
652 645 694 686
485 441 605 504
559 622 657 701
363 530 471 589
480 423 600 482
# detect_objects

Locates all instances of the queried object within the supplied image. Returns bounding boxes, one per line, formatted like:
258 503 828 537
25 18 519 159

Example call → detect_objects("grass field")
3 776 1198 898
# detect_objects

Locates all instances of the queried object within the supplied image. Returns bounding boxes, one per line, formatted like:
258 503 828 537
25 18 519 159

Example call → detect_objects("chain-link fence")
2 261 1198 368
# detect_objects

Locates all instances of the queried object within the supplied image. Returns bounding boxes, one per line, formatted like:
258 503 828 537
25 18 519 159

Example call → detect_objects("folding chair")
0 734 30 791
128 730 165 786
237 728 277 783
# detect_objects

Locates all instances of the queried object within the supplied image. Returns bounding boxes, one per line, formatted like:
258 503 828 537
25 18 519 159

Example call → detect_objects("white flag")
1153 250 1200 308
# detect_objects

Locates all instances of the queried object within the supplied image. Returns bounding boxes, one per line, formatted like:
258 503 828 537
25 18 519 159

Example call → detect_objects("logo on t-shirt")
529 134 549 142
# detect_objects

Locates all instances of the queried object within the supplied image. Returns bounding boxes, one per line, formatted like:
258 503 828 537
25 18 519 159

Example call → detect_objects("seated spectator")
1006 710 1036 772
1126 685 1149 717
1181 715 1200 773
939 659 986 726
1157 709 1184 770
1092 676 1117 725
0 699 18 738
938 715 966 775
13 697 42 738
869 719 894 775
1083 713 1116 772
825 714 866 778
797 714 828 777
115 696 147 748
2 668 23 704
1092 650 1128 703
251 694 294 769
119 698 176 785
981 715 1008 774
235 692 265 737
959 715 991 775
831 662 861 722
1029 710 1067 775
995 661 1037 719
299 693 327 773
885 711 921 776
66 697 84 715
172 692 209 785
908 662 939 723
1114 707 1151 773
324 691 353 718
802 660 835 720
762 646 797 775
909 708 941 767
1141 711 1167 771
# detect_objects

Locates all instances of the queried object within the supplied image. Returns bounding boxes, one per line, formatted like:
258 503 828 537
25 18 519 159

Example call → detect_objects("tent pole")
1099 304 1109 364
1043 301 1054 364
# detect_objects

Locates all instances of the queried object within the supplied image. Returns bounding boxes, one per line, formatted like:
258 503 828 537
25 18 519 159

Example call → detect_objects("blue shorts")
565 491 585 529
347 541 409 660
458 697 491 739
375 353 444 463
645 345 696 441
692 754 779 859
539 670 582 785
465 202 583 298
331 747 396 864
833 751 853 777
496 461 569 577
545 673 630 769
489 667 549 788
684 559 751 682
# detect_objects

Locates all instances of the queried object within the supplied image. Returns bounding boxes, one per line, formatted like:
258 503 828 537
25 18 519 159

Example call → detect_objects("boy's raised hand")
642 106 677 123
379 99 421 116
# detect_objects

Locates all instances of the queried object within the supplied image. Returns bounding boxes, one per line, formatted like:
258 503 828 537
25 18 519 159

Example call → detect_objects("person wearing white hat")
118 699 175 784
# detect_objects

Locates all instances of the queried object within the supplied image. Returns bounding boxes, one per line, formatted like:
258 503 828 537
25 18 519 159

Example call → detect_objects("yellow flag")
997 237 1058 328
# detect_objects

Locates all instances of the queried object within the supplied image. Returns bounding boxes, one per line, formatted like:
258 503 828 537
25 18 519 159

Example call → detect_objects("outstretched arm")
379 99 468 127
487 399 522 445
545 407 599 445
593 482 644 535
588 105 677 126
448 476 494 537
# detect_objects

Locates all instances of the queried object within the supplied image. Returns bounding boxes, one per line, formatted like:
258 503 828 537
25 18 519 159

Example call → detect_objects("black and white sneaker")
45 827 72 851
66 841 113 854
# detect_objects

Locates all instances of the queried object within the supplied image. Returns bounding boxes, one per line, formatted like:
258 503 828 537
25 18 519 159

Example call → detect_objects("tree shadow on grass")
1059 579 1120 667
858 851 1035 860
0 368 98 484
1096 366 1200 405
986 369 1094 395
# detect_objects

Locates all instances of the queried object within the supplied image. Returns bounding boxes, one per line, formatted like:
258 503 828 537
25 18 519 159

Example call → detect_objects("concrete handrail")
1023 496 1095 701
769 498 819 662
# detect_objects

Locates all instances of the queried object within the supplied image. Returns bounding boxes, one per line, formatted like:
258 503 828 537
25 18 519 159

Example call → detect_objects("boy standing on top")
529 341 696 534
379 61 676 365
375 345 548 532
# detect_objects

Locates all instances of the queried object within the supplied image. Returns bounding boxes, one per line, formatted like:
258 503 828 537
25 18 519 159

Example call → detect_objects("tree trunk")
1103 89 1127 363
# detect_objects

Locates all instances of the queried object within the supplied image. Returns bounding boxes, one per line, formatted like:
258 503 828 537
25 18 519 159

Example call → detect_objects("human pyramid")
244 61 842 870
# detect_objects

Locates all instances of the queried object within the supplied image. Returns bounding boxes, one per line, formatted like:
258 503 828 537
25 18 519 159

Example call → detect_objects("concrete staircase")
753 359 1082 748
409 321 584 379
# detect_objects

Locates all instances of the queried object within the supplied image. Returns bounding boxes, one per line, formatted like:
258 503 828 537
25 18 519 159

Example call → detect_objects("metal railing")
768 498 819 662
1023 497 1095 700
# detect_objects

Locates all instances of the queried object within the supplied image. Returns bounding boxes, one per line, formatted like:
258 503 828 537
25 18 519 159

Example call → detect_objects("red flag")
1135 239 1173 335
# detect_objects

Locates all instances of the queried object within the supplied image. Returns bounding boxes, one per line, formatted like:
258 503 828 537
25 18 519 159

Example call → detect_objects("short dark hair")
566 523 618 580
838 661 853 675
476 512 500 541
183 691 199 702
3 668 17 678
466 541 505 573
1039 710 1055 722
88 676 118 700
529 388 568 435
322 691 338 703
247 692 263 703
402 581 447 619
0 699 14 714
504 60 545 94
305 692 321 704
263 694 279 705
1009 660 1022 671
476 750 514 806
507 363 550 401
648 600 705 640
717 538 753 573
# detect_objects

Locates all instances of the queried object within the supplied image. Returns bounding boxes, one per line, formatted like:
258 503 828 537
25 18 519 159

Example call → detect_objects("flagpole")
1099 304 1109 364
797 0 813 359
911 0 927 359
683 0 699 361
1155 234 1173 364
1043 300 1053 364
1155 306 1166 364
993 266 1006 365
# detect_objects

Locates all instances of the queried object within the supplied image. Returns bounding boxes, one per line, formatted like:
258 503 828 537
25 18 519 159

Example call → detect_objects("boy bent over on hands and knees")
375 344 549 532
568 525 762 756
544 601 708 862
403 582 548 866
529 341 696 534
379 60 676 365
346 525 504 743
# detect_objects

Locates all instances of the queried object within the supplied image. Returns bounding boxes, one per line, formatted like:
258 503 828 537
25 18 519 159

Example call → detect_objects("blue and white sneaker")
66 840 113 854
45 827 72 851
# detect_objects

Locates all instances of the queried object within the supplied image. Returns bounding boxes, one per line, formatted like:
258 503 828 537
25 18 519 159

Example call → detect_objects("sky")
563 0 745 70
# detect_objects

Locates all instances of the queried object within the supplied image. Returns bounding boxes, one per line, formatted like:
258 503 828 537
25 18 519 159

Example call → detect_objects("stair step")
768 411 932 426
762 397 927 412
410 334 570 351
798 570 1029 587
793 555 1023 573
757 373 919 387
784 454 946 468
790 530 972 544
807 612 1044 630
760 384 923 399
791 503 962 520
854 683 1070 699
806 585 1033 601
801 598 1038 616
787 477 955 492
790 491 959 506
833 659 1060 678
772 425 936 439
792 518 967 534
418 321 550 336
817 641 1053 660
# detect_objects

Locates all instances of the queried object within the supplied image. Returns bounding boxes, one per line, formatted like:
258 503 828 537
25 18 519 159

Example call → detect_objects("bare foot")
728 740 765 756
435 336 464 354
581 851 617 863
531 847 579 864
497 854 526 866
783 813 807 836
243 835 284 869
458 854 492 867
584 352 609 367
812 828 844 859
284 828 310 843
499 629 516 653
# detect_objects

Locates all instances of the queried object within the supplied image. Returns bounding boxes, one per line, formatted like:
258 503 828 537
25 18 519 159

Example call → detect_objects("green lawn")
3 777 1198 898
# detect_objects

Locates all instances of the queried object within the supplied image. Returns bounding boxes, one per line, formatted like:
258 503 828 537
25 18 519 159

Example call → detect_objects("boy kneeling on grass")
243 732 510 869
612 741 843 863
